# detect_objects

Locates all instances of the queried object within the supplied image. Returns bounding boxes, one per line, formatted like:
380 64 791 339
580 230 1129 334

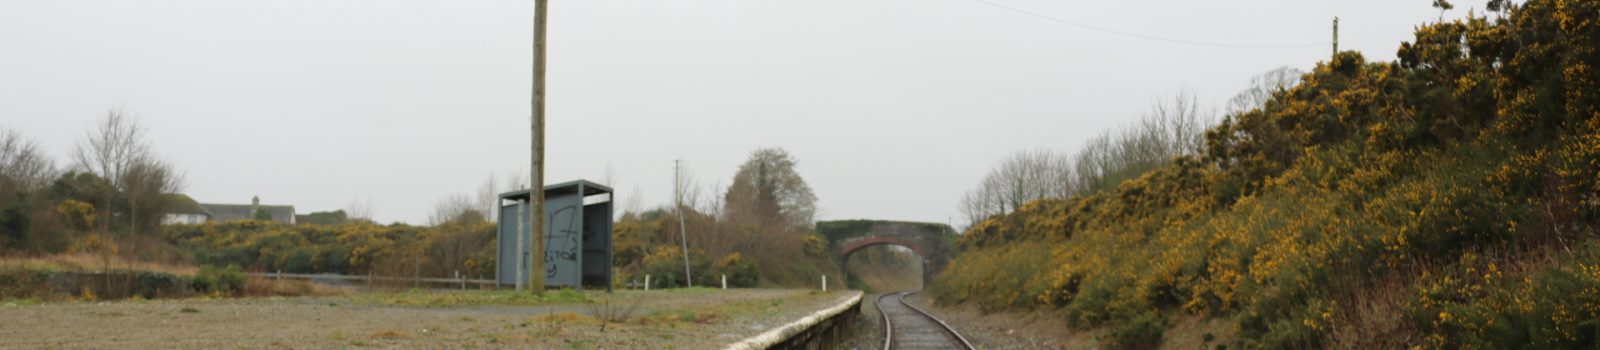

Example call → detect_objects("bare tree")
1227 67 1304 115
0 127 58 193
422 219 494 277
502 169 525 191
345 196 375 222
476 172 501 222
960 149 1072 225
71 110 183 236
0 127 59 249
1076 92 1212 195
72 110 148 187
961 92 1214 226
602 163 617 188
120 155 183 237
429 193 481 226
624 183 645 215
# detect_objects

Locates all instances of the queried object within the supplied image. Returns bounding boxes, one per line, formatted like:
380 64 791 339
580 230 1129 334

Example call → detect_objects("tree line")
1 110 183 258
958 87 1235 225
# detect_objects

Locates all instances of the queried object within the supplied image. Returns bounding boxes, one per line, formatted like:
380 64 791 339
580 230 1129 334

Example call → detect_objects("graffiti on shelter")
545 204 581 279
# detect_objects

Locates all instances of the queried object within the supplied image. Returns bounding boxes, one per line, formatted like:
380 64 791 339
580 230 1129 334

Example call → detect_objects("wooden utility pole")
675 160 693 287
530 0 548 294
1332 17 1339 57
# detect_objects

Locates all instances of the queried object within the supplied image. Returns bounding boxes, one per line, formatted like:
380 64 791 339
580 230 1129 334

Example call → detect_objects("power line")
972 0 1331 49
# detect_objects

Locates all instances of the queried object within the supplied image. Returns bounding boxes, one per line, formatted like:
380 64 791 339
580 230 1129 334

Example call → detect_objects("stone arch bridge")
816 220 958 289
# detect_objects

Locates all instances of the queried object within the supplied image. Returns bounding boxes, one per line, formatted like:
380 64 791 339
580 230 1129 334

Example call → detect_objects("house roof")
164 194 208 215
200 203 296 224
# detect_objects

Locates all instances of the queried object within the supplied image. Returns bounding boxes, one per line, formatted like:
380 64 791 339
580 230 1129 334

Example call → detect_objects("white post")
822 275 828 292
721 274 727 290
644 275 651 291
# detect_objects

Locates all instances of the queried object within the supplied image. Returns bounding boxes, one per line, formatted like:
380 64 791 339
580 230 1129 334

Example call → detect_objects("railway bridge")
816 220 959 289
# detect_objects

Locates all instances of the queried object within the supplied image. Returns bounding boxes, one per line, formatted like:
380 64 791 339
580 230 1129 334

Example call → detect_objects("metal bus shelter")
495 180 613 292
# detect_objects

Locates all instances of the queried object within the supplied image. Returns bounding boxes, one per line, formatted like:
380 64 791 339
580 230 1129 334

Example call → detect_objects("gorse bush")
192 264 245 296
712 252 759 288
1407 247 1600 348
935 1 1600 348
164 220 497 279
131 270 189 299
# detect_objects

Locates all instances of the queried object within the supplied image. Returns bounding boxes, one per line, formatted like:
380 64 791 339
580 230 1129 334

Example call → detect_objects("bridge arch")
817 220 958 290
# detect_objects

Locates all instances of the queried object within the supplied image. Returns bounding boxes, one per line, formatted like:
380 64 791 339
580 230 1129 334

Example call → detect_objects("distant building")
161 195 298 225
160 194 210 225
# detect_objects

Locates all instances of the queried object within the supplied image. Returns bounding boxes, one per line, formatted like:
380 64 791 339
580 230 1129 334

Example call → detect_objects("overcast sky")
1 0 1477 225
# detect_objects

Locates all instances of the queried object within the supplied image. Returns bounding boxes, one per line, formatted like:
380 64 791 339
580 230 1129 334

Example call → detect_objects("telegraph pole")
529 0 548 294
1332 17 1339 57
675 160 692 287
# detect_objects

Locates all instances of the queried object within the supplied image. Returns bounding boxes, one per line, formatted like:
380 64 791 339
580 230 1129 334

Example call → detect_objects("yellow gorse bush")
934 0 1600 348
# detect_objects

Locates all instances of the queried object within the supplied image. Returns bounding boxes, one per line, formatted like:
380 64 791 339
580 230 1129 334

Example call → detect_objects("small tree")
81 233 118 292
722 148 817 233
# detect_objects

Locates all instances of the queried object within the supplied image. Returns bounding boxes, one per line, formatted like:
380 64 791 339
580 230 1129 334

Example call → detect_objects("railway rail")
877 291 974 350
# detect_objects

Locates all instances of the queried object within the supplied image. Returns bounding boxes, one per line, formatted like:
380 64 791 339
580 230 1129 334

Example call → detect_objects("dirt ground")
0 289 855 349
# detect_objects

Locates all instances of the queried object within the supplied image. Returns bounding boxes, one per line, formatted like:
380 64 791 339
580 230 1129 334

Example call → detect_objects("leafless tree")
475 172 501 222
120 154 183 237
602 163 617 188
502 169 525 191
429 193 481 226
345 196 375 222
72 110 148 187
1075 92 1212 195
422 220 493 277
71 110 183 236
1227 67 1304 115
623 183 645 216
0 127 58 193
961 92 1214 226
960 149 1072 225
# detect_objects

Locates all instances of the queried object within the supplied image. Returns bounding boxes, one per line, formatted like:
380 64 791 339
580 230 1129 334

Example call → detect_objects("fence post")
721 274 727 290
822 275 828 292
645 275 651 291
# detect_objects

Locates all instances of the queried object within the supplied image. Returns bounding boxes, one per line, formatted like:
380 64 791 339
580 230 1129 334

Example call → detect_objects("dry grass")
0 253 196 275
242 275 351 297
1325 273 1417 349
368 330 410 340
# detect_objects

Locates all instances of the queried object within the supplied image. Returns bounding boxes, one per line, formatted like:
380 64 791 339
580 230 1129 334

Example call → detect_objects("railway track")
877 291 974 350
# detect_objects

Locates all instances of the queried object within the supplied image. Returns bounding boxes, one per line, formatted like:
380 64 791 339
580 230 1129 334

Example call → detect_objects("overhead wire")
972 0 1331 49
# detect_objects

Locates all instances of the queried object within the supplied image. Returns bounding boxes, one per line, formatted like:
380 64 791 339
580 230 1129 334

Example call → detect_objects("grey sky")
1 0 1471 225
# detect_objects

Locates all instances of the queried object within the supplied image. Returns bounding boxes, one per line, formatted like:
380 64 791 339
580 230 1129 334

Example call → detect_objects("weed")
585 296 641 332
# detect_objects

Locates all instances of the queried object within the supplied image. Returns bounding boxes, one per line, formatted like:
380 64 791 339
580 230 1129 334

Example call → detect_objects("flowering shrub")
934 1 1600 347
